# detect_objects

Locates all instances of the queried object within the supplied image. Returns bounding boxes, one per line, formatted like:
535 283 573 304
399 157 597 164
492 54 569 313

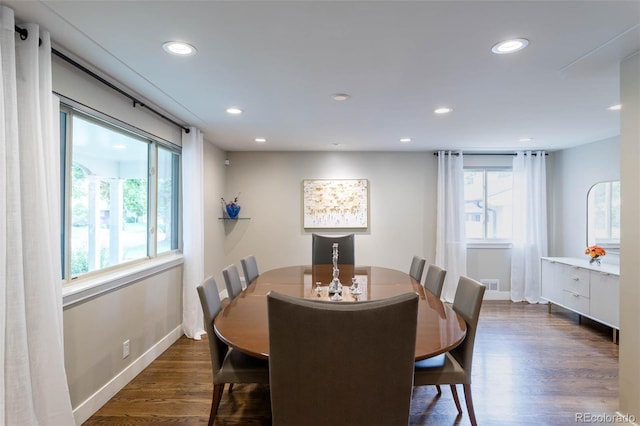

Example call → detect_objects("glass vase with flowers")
585 245 606 265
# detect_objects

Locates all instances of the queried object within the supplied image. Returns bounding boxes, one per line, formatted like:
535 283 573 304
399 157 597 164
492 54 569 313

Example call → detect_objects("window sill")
466 241 513 249
62 253 184 308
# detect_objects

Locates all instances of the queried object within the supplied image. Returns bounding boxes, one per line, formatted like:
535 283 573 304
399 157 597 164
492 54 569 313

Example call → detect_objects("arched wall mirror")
587 180 620 252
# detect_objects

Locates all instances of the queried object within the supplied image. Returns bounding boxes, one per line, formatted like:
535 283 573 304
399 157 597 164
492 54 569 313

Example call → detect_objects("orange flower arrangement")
585 245 606 264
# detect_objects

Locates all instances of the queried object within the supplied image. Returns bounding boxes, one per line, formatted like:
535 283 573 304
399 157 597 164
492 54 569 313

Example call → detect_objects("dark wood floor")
83 301 619 425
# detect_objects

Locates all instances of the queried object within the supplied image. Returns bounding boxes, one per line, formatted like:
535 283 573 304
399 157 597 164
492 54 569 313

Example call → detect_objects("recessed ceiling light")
434 107 453 114
607 104 622 111
255 138 267 143
400 138 412 143
519 137 533 142
226 107 243 115
491 38 529 54
112 144 126 150
332 93 350 101
162 41 197 56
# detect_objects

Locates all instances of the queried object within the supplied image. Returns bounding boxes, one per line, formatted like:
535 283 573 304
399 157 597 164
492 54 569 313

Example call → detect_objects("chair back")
312 233 355 265
267 291 418 426
241 255 260 286
197 276 228 375
409 256 426 282
450 276 486 379
423 264 446 298
222 264 243 300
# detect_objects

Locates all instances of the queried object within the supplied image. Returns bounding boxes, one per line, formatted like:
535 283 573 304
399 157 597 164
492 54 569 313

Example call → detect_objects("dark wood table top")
214 265 466 360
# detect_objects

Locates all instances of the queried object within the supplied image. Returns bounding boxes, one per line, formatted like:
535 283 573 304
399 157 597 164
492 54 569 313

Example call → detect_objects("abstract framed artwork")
303 179 369 228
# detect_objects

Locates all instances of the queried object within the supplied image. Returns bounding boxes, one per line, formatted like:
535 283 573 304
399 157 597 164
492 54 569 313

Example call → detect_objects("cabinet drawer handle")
572 276 580 281
572 293 580 298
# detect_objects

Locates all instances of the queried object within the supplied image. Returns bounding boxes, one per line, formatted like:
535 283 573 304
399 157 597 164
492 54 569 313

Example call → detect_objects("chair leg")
435 385 442 394
228 383 234 393
450 384 462 415
463 383 478 426
209 384 224 426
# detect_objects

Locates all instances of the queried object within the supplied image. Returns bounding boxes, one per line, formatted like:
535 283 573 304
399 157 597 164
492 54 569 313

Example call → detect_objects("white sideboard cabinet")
540 257 619 342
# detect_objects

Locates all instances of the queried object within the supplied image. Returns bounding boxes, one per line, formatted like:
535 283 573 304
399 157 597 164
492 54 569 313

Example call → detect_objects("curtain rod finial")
14 25 28 40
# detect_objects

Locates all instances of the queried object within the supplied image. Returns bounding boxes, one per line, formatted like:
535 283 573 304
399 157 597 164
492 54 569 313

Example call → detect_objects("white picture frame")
303 179 369 229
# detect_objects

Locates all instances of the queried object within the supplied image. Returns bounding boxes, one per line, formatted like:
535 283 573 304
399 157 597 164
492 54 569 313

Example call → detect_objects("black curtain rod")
14 25 190 134
434 152 547 156
14 25 29 41
51 49 189 134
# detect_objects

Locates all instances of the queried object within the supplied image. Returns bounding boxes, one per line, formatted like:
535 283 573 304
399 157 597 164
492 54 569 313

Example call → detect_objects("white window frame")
464 166 513 245
60 99 183 302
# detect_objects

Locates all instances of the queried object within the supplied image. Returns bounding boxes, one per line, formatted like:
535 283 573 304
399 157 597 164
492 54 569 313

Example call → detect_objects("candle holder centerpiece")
328 243 343 300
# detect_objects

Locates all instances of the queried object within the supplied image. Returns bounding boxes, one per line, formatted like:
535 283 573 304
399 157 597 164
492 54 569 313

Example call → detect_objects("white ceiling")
5 0 640 152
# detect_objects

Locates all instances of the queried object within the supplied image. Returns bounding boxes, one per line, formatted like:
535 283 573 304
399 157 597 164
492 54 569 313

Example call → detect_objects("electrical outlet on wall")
123 339 130 359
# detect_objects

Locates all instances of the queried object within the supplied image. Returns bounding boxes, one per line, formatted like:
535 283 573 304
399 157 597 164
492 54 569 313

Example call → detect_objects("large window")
61 106 180 279
464 168 512 240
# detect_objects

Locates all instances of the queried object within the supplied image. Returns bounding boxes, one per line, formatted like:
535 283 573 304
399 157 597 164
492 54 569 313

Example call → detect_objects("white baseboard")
484 290 511 300
72 325 184 425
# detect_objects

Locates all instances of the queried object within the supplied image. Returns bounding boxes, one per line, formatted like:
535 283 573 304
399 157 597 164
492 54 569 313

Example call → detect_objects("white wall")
222 151 437 273
619 52 640 421
203 141 228 292
467 247 511 292
53 55 181 145
549 137 620 259
63 267 182 411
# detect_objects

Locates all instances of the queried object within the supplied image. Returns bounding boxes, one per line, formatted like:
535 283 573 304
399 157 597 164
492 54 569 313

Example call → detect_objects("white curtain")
181 126 205 339
435 151 467 302
1 7 75 425
511 151 548 303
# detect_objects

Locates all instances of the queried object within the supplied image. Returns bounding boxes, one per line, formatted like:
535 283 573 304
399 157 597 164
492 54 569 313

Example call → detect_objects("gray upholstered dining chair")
409 255 427 283
267 291 419 426
421 264 448 395
240 255 259 287
423 264 447 298
222 264 243 300
197 276 269 426
311 233 355 265
413 276 486 426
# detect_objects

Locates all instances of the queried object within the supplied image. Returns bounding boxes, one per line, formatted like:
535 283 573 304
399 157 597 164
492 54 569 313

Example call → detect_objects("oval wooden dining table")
214 265 466 361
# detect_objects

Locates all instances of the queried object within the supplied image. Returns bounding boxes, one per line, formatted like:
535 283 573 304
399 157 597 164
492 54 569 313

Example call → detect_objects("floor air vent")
479 279 499 291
